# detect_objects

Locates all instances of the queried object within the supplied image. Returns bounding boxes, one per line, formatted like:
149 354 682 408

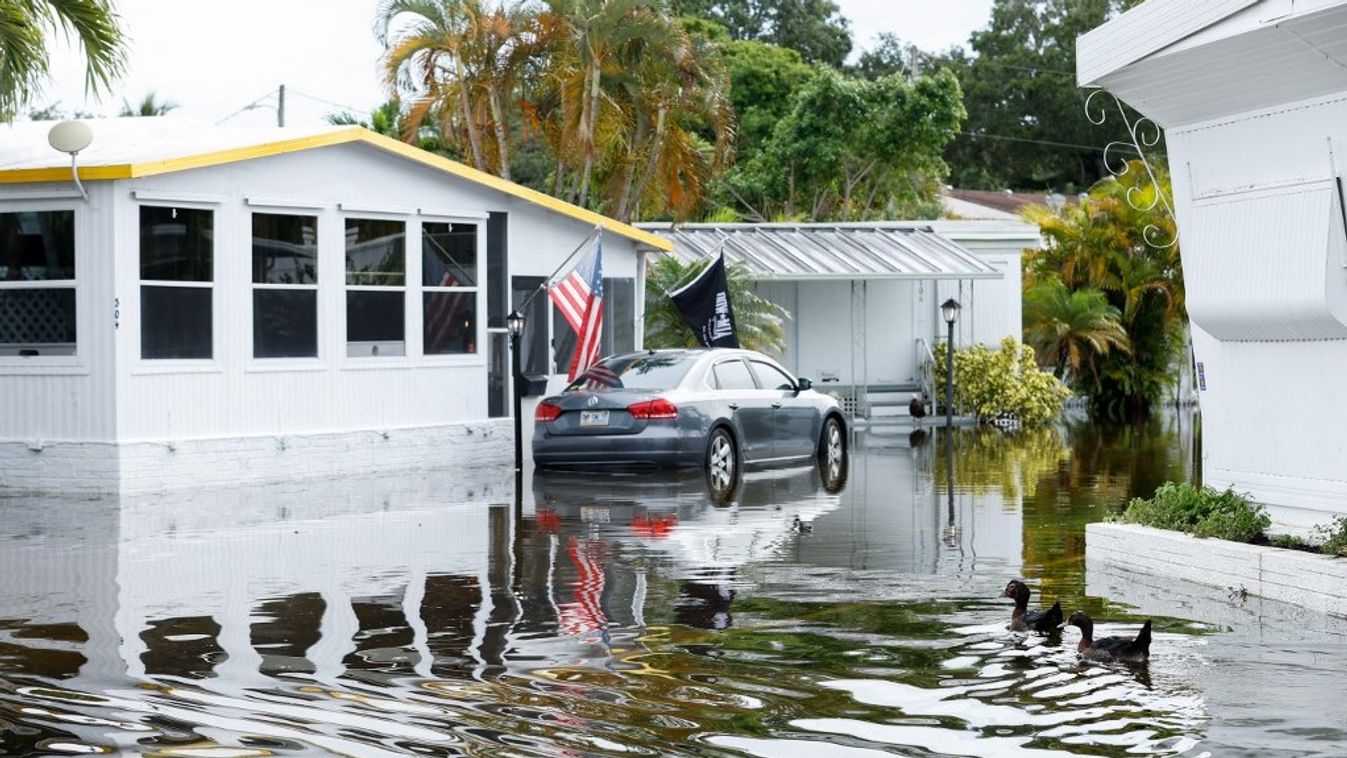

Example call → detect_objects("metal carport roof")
637 223 1003 281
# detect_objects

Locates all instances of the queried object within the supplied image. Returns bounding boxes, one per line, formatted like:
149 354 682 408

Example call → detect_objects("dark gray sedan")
532 349 847 497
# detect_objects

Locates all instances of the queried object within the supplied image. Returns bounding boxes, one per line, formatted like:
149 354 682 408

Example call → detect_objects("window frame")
249 209 322 364
135 200 220 371
0 201 83 373
341 213 409 363
419 215 483 361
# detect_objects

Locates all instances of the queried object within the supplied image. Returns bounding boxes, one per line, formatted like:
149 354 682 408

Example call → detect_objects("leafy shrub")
1317 517 1347 557
1114 482 1270 543
932 338 1071 426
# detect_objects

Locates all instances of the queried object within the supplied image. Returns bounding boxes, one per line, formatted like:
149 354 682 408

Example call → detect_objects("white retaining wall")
1087 522 1347 618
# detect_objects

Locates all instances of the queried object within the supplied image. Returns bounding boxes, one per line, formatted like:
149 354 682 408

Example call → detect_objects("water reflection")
1 414 1345 756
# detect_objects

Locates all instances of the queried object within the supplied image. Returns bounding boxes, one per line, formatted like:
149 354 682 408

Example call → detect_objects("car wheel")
706 427 738 501
818 416 847 491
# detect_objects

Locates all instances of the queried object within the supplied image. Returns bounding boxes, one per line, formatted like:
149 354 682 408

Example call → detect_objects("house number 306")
114 298 120 329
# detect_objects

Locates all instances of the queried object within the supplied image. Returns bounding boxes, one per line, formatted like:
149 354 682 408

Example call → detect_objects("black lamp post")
941 298 961 430
507 309 526 472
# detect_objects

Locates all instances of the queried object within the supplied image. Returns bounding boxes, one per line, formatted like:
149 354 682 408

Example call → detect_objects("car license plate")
580 410 610 427
581 506 611 523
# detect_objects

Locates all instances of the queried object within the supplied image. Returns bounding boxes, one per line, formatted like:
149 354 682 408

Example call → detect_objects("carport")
641 223 1019 422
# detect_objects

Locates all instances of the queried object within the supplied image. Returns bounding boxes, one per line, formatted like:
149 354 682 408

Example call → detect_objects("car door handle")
771 402 783 409
728 402 739 411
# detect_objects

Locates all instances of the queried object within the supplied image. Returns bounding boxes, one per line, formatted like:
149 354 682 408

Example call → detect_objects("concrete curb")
1086 522 1347 618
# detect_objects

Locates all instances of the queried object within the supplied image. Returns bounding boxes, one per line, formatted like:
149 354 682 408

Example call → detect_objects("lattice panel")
0 289 76 343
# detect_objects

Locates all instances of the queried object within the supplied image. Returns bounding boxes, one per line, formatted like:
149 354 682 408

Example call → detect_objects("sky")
40 0 995 130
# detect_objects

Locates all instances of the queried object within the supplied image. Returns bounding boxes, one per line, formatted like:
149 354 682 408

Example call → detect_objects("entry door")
750 360 816 459
712 358 775 462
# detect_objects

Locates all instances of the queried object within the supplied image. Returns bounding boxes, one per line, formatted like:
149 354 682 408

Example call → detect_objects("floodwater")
3 413 1346 757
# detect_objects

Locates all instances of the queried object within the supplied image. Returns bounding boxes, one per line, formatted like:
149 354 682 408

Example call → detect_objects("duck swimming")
1060 611 1151 663
1000 580 1063 633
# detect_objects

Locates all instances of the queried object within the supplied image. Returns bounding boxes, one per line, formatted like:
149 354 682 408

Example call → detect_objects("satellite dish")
48 120 94 155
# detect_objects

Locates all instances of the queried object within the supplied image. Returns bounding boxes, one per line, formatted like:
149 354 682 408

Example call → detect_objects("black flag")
670 253 739 348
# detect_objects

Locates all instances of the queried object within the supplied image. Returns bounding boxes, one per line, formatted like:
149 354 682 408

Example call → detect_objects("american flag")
549 239 604 381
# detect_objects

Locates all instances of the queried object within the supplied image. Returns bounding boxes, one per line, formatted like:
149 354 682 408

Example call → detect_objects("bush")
1317 517 1347 557
1115 482 1270 543
932 338 1070 426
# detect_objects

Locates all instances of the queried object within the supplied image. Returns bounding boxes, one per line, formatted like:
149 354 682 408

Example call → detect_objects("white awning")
638 223 1003 281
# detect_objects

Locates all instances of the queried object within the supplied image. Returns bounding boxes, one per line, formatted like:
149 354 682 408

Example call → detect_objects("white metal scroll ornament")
1084 89 1177 249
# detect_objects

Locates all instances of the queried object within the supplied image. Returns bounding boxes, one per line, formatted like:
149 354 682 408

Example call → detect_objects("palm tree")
1022 277 1129 383
1022 161 1186 418
0 0 127 119
119 91 177 117
643 255 788 353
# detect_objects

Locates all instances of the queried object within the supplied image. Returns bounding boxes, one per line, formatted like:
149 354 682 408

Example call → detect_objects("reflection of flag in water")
629 514 678 538
557 537 608 638
426 272 470 353
549 239 603 381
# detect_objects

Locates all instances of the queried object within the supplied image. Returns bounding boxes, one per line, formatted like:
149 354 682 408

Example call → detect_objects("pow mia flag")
670 252 739 348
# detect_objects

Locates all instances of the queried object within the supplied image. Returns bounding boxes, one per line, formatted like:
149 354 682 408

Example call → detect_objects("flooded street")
3 414 1346 756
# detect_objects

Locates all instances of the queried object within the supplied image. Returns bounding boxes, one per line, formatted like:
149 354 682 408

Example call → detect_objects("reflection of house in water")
0 463 848 748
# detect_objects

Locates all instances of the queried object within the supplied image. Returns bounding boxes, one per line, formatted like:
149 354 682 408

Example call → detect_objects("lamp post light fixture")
941 298 961 430
506 310 526 472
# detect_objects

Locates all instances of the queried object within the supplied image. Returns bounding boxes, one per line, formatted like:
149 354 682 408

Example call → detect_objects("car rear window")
566 353 695 391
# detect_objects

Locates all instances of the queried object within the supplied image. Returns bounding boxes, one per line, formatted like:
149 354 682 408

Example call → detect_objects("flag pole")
664 237 730 297
516 224 603 315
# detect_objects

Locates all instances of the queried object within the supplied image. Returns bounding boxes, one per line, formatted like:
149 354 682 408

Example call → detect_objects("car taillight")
535 402 563 423
628 398 678 420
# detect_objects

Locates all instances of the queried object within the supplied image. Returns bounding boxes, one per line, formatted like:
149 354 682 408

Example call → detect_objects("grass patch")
1113 482 1269 543
1116 482 1347 558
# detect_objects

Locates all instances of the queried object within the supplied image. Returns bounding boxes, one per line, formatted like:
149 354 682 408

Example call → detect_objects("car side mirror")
796 377 813 392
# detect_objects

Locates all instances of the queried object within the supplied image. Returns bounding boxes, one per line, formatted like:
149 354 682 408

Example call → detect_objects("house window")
0 210 76 357
140 206 213 360
252 212 318 358
345 217 405 357
422 221 477 355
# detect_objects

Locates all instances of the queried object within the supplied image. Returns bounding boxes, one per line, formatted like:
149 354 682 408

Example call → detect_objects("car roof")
603 347 781 366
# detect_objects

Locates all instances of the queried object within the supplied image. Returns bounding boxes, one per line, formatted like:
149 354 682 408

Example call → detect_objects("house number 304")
114 298 120 329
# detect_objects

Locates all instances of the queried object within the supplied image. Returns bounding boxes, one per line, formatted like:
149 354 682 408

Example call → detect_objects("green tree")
118 91 176 117
727 66 964 221
0 0 127 119
1022 160 1185 420
853 32 916 80
935 0 1141 191
721 39 812 157
669 0 851 66
644 255 787 353
1022 277 1129 381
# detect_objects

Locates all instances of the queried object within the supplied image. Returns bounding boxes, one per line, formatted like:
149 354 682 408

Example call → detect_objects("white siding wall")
0 182 118 442
100 143 645 444
1168 91 1347 524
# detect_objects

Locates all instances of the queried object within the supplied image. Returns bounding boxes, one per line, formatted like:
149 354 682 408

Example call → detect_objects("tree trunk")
577 60 602 209
454 56 487 171
553 156 566 196
627 107 668 221
487 85 511 181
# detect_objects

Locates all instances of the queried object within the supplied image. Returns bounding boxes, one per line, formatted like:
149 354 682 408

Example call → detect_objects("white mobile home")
1080 0 1347 529
0 118 670 493
644 222 1036 420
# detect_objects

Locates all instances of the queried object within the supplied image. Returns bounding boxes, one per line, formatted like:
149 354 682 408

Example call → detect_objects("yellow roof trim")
0 126 672 251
